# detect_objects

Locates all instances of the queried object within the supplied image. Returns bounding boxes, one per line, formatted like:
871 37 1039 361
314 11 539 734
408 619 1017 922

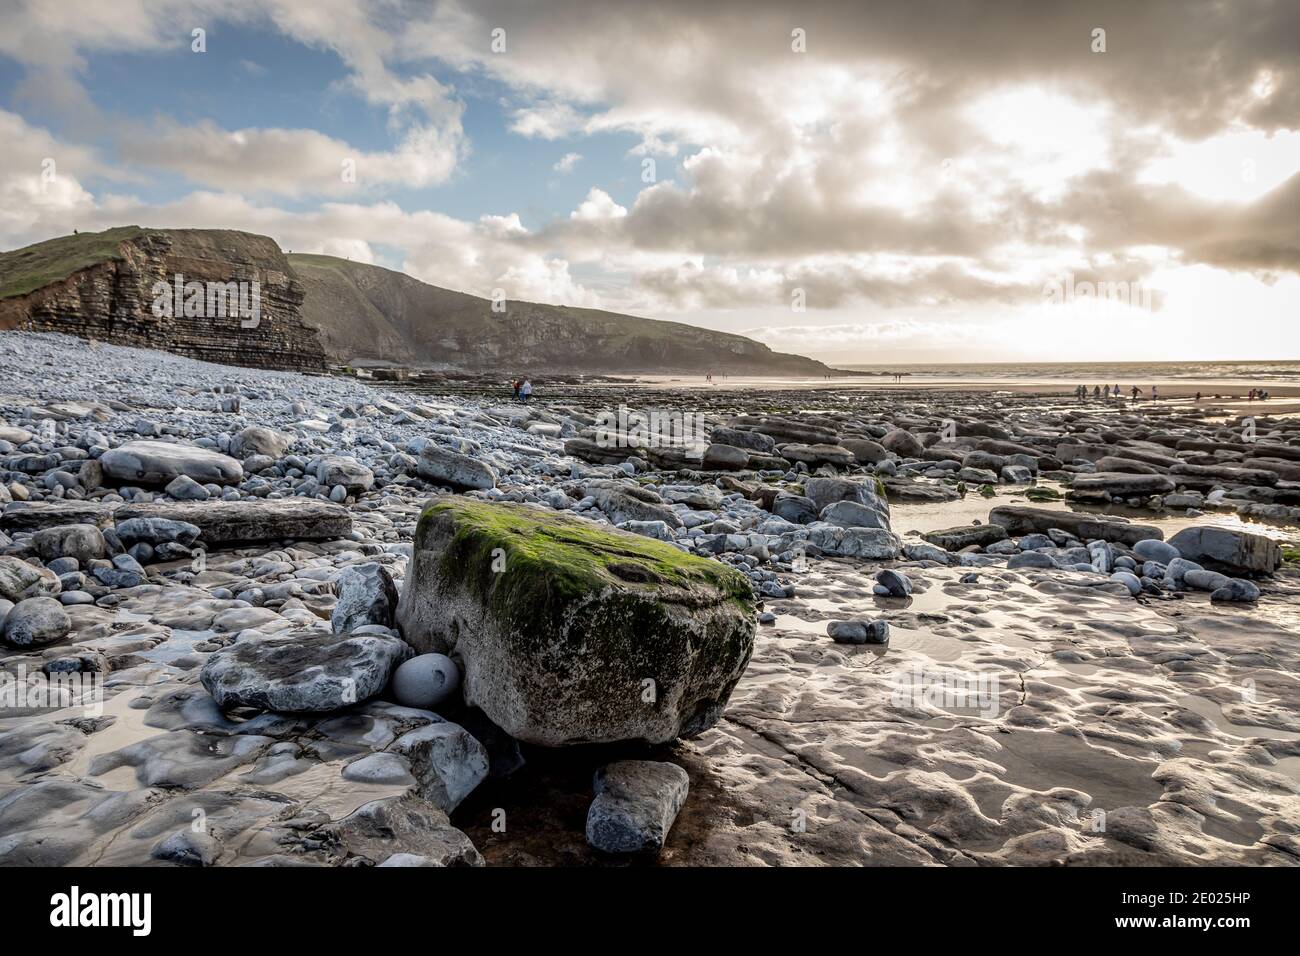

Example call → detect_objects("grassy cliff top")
0 226 146 299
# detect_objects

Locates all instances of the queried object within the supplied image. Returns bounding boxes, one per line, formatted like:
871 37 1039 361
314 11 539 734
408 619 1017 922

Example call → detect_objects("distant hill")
288 253 835 375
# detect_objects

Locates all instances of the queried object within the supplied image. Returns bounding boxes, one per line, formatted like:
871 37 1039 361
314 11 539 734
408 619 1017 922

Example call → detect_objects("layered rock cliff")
0 227 327 372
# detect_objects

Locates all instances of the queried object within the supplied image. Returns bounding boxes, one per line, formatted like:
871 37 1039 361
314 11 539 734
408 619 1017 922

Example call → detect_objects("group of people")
510 377 533 402
1249 388 1272 401
1073 384 1168 402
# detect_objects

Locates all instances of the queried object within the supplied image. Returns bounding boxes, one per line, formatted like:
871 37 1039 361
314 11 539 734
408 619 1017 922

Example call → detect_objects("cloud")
553 152 583 174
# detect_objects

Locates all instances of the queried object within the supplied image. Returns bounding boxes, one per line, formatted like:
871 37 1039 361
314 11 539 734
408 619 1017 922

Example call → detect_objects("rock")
391 653 462 709
779 443 854 467
164 474 210 501
584 480 683 528
1110 570 1142 595
701 443 749 471
1211 579 1261 603
2 597 71 647
200 631 412 713
342 753 415 785
114 516 202 547
230 426 292 459
807 525 900 559
773 493 818 524
1067 472 1176 499
585 760 689 854
415 442 497 491
331 562 399 633
709 427 775 453
114 499 352 545
1009 551 1055 570
319 795 482 867
0 501 115 533
390 718 490 812
151 830 220 866
804 477 890 526
840 438 888 464
316 456 375 494
922 524 1008 551
988 506 1162 546
1133 539 1180 564
1000 465 1033 483
32 524 106 564
99 440 243 486
827 619 890 644
820 500 889 530
1183 568 1230 591
0 556 61 602
875 568 912 597
396 499 755 746
881 428 924 457
1166 526 1282 576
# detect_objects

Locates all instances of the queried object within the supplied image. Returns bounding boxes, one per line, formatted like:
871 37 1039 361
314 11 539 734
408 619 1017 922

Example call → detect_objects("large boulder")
415 443 497 491
331 563 400 633
1166 526 1282 576
803 477 890 527
881 428 924 458
701 443 749 471
316 456 375 494
200 631 412 713
584 481 683 528
32 523 106 564
2 597 70 647
1067 472 1176 498
806 524 900 559
396 499 756 746
113 499 351 545
100 440 243 486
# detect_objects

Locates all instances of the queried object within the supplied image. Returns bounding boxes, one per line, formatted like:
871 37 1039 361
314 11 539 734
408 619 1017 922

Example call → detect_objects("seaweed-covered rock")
396 499 756 746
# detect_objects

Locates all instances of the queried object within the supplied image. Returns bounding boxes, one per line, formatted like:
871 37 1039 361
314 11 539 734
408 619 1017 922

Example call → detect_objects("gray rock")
827 619 890 644
331 562 399 633
0 555 62 602
989 506 1162 546
1166 526 1282 576
1133 539 1180 564
164 474 210 501
701 443 749 471
114 499 352 545
114 516 202 547
32 523 105 564
200 631 412 713
230 426 292 459
415 443 497 491
585 760 689 854
1210 579 1261 603
874 568 912 597
100 440 243 486
880 428 924 457
1183 568 1230 591
341 752 415 786
1110 570 1142 595
2 597 71 647
1009 551 1055 570
584 480 683 528
316 456 375 494
922 524 1008 551
151 830 220 866
773 493 818 524
390 719 490 812
391 653 462 709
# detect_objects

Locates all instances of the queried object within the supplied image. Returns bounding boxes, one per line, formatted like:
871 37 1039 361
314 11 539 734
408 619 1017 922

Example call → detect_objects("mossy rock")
397 499 757 746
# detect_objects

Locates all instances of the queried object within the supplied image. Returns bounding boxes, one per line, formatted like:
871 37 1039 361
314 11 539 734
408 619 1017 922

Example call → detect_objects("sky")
1 0 1298 365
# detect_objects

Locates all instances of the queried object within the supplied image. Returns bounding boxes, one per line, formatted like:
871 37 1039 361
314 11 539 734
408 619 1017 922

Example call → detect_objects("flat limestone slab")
113 498 352 545
0 501 117 533
988 505 1163 545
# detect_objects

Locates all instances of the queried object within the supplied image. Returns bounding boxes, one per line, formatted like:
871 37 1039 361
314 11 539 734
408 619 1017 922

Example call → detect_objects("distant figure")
1131 385 1141 400
520 378 533 403
1114 384 1121 398
1093 385 1101 399
1195 391 1201 402
511 378 521 400
1152 385 1158 401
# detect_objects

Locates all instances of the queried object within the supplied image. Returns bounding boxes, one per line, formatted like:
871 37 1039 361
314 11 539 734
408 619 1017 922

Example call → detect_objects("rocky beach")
0 331 1296 867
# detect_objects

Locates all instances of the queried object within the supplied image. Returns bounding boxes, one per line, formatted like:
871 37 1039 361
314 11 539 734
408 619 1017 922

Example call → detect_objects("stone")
331 562 399 633
827 619 890 644
1211 579 1261 603
701 443 750 471
585 760 689 854
875 568 912 597
804 477 890 525
99 440 243 486
319 795 482 867
821 500 890 530
164 474 210 501
1166 526 1282 576
584 480 683 528
840 438 888 464
709 427 775 453
151 830 220 866
922 524 1008 551
880 428 924 457
114 516 201 547
200 631 412 713
779 443 854 467
316 456 374 494
1133 539 1180 564
414 442 497 491
390 719 490 812
988 506 1162 547
0 501 115 533
1110 571 1142 595
32 524 105 564
396 499 755 746
1183 568 1230 592
2 597 71 647
807 525 900 559
1009 551 1055 570
342 753 415 786
1067 472 1176 499
391 653 462 709
114 499 352 545
773 493 818 524
0 556 61 602
230 426 292 459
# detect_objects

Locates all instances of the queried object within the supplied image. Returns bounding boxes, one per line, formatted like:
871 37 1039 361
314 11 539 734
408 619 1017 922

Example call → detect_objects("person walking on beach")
1113 384 1121 398
520 378 533 403
1131 385 1141 401
1093 385 1101 400
511 378 520 401
1152 385 1158 401
1249 388 1256 401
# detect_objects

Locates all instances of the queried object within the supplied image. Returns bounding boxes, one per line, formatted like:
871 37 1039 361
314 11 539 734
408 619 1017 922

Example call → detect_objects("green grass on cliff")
0 226 146 299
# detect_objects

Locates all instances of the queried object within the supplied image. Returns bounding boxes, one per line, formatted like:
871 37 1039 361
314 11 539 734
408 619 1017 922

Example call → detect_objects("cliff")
289 254 836 376
0 227 327 372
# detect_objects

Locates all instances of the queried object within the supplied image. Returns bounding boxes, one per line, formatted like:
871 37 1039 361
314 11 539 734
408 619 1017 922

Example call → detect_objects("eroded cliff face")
0 228 327 372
